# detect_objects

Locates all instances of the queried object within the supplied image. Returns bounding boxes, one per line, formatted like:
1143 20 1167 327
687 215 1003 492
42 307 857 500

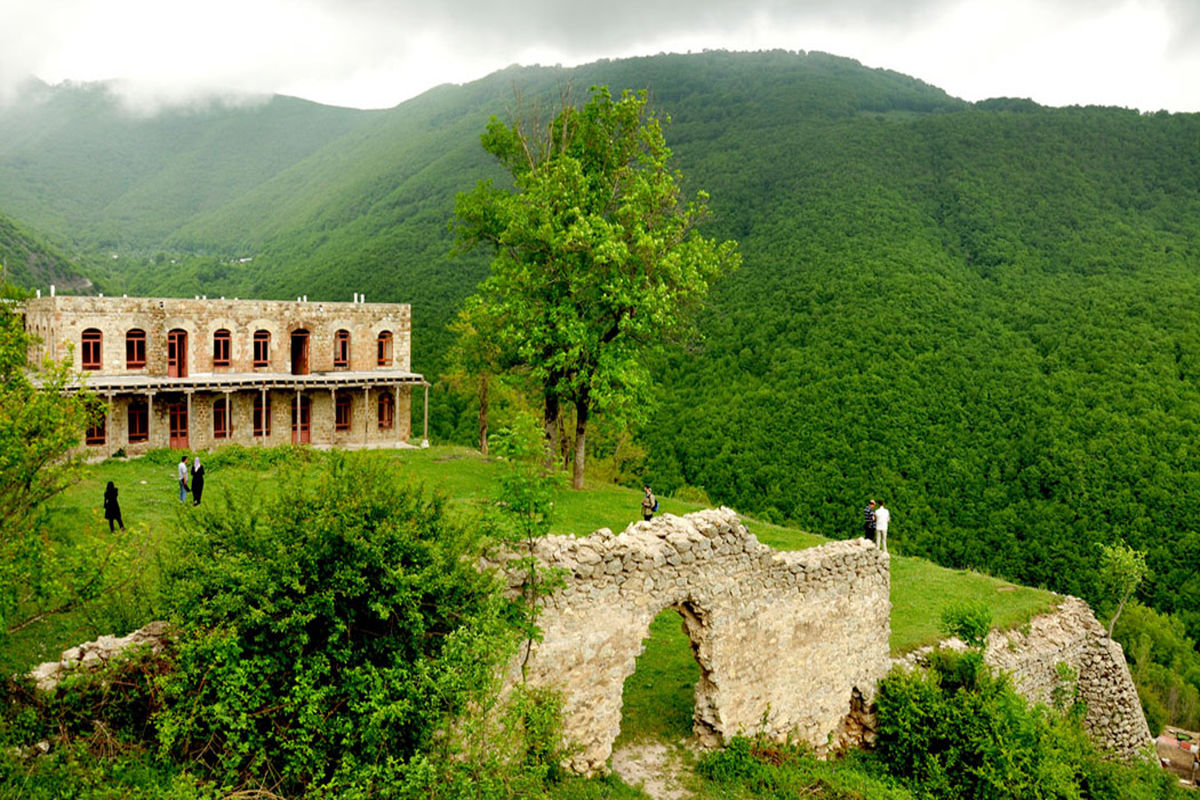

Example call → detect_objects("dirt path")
610 741 694 800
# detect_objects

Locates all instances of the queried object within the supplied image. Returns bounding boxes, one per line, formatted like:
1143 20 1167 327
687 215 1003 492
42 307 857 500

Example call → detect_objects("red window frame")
82 328 102 370
376 331 393 367
86 414 106 445
334 329 350 368
128 398 148 443
253 393 271 437
335 392 352 431
213 398 230 439
125 329 146 369
253 330 270 367
377 390 394 430
213 329 232 367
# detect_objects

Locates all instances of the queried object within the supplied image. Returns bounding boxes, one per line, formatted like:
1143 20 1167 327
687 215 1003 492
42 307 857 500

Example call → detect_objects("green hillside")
0 211 92 291
3 49 1200 654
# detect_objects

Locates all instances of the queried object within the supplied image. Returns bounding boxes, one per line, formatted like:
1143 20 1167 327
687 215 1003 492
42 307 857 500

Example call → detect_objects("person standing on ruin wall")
874 500 890 553
863 499 876 541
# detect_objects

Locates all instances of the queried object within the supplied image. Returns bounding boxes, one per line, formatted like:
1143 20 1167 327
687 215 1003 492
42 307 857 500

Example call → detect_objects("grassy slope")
13 445 1054 673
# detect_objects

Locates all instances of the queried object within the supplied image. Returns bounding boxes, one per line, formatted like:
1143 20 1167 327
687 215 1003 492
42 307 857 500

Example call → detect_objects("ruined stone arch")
494 508 892 774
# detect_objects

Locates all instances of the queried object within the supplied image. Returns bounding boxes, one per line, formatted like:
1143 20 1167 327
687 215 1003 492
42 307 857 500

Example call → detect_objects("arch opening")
615 601 721 751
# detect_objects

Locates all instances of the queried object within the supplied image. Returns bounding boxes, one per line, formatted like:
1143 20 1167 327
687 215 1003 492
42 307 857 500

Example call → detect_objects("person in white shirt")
177 455 190 503
874 500 890 553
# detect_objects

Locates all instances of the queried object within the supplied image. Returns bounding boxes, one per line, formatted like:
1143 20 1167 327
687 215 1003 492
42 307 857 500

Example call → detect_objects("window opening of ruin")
128 398 148 443
167 329 188 378
377 390 394 429
377 331 393 366
334 329 350 368
614 603 720 751
82 328 102 370
213 329 231 367
291 329 310 375
253 330 270 367
126 329 146 369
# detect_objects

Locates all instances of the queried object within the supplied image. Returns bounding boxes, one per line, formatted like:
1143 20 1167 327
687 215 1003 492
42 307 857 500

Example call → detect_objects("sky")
2 0 1198 113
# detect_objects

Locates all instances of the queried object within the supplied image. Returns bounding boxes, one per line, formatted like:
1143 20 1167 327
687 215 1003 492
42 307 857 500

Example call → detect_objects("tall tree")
0 279 101 634
454 86 740 488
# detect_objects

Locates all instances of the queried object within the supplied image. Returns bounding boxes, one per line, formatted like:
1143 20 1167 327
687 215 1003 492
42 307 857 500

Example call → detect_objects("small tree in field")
454 86 740 488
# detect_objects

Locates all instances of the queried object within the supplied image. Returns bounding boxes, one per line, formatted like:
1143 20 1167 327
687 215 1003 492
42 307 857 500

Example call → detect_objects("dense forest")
3 50 1200 652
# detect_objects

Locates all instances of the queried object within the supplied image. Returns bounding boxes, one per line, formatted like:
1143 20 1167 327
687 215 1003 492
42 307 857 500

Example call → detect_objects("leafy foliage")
454 85 740 487
874 648 1181 800
156 453 524 795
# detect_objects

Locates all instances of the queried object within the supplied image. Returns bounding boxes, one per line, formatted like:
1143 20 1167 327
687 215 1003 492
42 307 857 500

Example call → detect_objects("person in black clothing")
104 481 124 532
191 456 205 506
862 499 876 541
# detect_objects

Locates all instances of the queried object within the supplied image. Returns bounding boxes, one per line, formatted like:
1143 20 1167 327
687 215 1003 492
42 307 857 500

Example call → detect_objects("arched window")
377 390 394 430
253 393 271 437
213 398 231 439
253 330 270 367
376 331 393 367
334 329 350 368
81 328 102 370
128 397 148 443
213 329 231 367
125 329 146 369
335 391 352 431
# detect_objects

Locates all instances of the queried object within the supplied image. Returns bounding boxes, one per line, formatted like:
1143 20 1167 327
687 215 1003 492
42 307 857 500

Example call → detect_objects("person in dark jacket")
104 481 124 532
862 499 876 541
191 456 205 506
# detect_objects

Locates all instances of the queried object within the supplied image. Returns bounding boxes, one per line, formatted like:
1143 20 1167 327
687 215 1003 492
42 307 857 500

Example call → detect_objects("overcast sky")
2 0 1198 113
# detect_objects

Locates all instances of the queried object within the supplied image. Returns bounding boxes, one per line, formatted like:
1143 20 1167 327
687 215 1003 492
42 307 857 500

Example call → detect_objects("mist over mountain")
3 50 1200 647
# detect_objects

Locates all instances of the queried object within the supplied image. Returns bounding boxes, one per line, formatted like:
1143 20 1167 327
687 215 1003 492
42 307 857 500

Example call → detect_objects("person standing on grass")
191 456 205 506
874 499 890 553
103 481 124 532
178 455 190 503
641 485 658 521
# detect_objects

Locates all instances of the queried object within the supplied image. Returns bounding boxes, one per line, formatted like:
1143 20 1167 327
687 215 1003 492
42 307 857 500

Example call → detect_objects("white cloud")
0 0 1197 111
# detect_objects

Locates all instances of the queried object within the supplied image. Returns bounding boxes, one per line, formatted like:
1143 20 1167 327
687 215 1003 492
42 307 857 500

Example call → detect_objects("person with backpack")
863 499 876 541
641 485 658 521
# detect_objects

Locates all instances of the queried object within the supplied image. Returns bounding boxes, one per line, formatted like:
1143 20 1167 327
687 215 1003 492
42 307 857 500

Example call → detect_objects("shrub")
156 452 525 796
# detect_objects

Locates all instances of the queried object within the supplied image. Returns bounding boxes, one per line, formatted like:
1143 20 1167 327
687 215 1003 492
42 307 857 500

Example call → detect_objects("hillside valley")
4 49 1200 704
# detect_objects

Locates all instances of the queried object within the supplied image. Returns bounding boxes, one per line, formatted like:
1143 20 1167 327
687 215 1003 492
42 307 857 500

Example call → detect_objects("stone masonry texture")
491 508 893 775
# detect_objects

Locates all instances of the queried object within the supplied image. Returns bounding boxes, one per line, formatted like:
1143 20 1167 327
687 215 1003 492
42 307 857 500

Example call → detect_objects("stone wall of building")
495 508 893 775
22 294 411 375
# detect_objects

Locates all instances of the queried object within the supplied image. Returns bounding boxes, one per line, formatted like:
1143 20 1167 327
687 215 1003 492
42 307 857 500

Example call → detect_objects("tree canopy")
453 86 740 487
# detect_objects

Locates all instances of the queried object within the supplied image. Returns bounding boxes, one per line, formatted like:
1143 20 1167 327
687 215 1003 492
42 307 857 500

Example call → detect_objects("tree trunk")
572 396 589 489
478 373 489 457
543 390 559 468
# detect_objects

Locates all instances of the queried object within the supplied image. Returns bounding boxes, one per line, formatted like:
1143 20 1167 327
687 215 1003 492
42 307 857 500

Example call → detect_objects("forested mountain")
3 50 1200 646
0 211 91 291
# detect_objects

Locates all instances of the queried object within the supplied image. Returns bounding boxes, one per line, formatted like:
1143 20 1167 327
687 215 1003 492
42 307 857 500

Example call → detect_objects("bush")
874 648 1184 799
156 452 525 796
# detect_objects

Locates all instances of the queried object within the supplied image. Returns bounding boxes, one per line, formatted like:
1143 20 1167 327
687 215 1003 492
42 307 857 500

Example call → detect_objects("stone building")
22 293 427 456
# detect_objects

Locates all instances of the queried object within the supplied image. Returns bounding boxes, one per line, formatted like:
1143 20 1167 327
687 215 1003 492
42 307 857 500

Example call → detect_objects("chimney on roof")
50 285 55 297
